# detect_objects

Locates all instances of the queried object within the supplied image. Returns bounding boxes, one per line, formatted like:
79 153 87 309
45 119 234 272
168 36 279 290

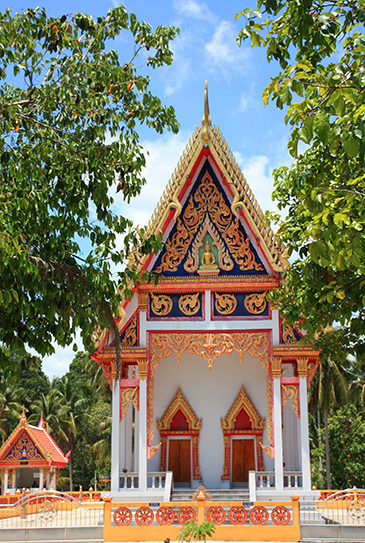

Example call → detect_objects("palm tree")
56 375 91 491
0 383 23 444
309 358 348 489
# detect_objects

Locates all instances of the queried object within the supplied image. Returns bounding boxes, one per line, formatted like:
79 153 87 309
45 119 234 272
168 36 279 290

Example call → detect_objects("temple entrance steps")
170 488 250 501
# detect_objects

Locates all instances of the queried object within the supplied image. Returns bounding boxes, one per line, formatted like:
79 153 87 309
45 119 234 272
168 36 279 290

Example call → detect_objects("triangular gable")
2 429 45 463
127 83 289 279
152 161 267 277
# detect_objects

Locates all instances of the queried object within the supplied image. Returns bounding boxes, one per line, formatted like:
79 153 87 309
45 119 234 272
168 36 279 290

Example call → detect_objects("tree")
321 405 365 489
237 1 365 358
0 6 179 372
308 358 347 488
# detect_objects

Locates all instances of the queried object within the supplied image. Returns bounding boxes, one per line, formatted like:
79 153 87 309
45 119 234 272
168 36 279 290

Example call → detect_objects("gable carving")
221 385 265 431
157 387 202 432
3 430 45 462
153 167 265 276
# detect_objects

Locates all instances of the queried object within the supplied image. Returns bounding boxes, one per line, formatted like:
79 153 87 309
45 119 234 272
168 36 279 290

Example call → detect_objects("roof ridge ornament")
201 79 212 142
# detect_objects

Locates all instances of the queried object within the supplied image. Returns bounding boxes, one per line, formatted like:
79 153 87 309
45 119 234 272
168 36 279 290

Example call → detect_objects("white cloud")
115 130 193 227
28 332 82 379
173 0 217 23
204 20 251 74
238 90 259 113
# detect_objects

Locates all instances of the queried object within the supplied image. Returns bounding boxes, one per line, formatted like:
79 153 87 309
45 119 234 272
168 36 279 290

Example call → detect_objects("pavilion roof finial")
201 79 212 142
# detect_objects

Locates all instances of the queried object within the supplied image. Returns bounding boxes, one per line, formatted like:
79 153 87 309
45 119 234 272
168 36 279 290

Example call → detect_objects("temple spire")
201 79 212 142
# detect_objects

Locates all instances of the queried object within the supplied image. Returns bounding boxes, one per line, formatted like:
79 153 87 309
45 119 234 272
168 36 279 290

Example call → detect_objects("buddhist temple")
0 409 69 493
92 82 320 501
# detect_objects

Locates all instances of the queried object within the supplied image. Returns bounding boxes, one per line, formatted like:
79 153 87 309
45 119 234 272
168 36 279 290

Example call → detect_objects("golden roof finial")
201 79 211 142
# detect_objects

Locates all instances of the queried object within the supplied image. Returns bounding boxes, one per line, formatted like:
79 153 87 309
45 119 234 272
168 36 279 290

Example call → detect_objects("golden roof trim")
128 92 289 275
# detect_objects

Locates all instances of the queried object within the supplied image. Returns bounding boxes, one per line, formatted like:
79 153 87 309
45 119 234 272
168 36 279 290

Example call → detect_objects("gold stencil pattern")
282 318 298 344
150 293 173 316
155 171 263 274
244 292 267 314
121 314 137 347
5 431 44 462
178 293 201 316
120 387 139 420
282 385 299 417
150 331 269 372
215 293 237 315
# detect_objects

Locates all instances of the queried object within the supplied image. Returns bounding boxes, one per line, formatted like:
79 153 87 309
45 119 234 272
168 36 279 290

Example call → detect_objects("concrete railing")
118 471 172 495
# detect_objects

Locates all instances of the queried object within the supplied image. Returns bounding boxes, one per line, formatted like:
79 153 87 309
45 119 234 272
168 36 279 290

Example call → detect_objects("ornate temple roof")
127 81 289 279
0 409 69 469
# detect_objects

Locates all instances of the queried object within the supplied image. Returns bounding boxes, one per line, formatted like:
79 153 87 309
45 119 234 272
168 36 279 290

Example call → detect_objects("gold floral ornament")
215 293 237 315
121 314 137 347
154 170 264 274
282 385 299 417
150 293 173 316
244 292 267 315
120 387 139 420
281 318 298 344
178 293 201 316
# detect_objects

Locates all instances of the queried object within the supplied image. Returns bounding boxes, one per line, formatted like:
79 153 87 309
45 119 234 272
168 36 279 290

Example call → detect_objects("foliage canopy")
0 6 179 362
237 0 365 359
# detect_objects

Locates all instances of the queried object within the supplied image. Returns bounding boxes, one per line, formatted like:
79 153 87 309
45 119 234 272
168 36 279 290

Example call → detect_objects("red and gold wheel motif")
206 506 226 525
249 505 269 525
135 507 154 526
113 507 132 526
177 506 196 525
228 506 248 525
156 506 175 526
271 506 291 526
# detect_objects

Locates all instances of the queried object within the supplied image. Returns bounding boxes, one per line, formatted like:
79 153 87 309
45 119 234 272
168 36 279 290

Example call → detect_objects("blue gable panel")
153 161 267 277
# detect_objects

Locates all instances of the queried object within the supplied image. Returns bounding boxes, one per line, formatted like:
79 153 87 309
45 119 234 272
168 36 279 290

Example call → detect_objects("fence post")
249 470 256 502
103 494 112 540
197 491 205 524
291 494 300 542
89 487 93 502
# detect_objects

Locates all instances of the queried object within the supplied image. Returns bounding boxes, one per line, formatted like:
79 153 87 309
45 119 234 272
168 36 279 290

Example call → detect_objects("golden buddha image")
200 240 218 270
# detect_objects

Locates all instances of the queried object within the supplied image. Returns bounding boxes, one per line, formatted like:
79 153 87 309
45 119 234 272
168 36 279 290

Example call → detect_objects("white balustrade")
256 471 303 490
119 471 166 491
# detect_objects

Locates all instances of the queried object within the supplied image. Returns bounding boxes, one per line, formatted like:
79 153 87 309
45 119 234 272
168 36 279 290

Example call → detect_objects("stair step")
171 488 250 502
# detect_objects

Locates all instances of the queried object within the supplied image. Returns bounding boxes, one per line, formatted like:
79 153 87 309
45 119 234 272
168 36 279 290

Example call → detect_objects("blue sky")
7 0 293 377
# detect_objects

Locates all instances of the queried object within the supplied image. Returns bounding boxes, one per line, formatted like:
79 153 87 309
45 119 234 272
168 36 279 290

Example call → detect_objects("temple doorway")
168 438 191 486
231 437 256 486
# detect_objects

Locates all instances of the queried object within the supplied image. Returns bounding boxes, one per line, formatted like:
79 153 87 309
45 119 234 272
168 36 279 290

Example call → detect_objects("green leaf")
343 138 360 158
313 112 330 144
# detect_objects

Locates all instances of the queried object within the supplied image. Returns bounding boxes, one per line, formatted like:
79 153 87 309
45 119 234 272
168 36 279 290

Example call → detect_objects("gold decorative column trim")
138 291 148 312
272 356 282 378
297 357 309 377
138 358 148 380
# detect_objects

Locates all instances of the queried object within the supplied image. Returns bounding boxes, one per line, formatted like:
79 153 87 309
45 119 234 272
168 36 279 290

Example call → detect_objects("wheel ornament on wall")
113 506 132 526
271 505 291 525
156 506 175 526
228 506 248 525
249 505 269 525
177 506 196 524
206 506 226 525
135 506 154 526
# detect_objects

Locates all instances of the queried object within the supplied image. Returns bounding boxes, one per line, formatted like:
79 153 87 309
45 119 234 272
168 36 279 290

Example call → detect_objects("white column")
111 379 120 492
273 367 283 491
50 471 56 490
3 469 9 493
12 470 16 490
134 406 139 472
119 409 126 472
46 472 50 490
138 375 148 492
299 374 311 491
39 469 44 491
125 401 133 471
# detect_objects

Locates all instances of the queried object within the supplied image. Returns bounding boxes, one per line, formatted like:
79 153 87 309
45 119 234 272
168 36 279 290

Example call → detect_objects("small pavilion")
0 409 69 494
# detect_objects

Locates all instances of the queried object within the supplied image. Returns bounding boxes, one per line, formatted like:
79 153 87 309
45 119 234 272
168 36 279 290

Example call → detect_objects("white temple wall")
148 351 269 488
